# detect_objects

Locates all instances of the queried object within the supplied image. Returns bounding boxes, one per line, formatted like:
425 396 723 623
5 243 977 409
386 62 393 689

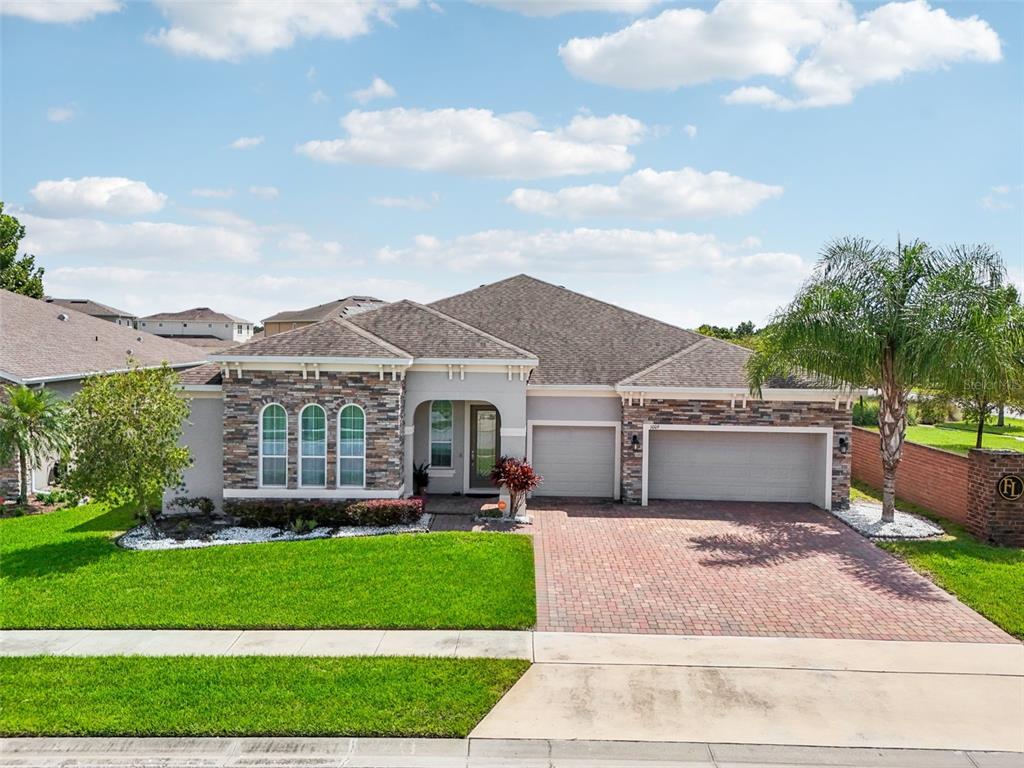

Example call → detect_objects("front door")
469 405 501 490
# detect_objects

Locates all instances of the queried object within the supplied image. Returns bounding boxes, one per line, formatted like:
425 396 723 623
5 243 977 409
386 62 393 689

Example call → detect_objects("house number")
997 474 1023 501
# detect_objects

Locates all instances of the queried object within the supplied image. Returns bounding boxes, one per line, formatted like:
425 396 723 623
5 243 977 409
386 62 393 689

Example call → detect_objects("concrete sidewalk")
1 737 1019 767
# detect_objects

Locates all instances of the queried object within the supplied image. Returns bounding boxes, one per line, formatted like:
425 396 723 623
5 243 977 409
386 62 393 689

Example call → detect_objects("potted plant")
489 456 542 520
413 462 430 496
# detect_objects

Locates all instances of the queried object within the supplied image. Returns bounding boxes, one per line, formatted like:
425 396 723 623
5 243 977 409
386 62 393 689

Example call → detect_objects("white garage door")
648 429 825 507
531 425 616 498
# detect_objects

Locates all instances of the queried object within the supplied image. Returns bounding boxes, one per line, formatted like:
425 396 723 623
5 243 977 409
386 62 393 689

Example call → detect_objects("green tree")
935 282 1024 447
0 385 69 505
67 363 191 534
748 237 1008 522
0 202 45 298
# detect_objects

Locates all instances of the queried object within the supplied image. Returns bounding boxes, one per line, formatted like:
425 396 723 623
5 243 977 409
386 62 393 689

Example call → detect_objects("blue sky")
2 0 1022 328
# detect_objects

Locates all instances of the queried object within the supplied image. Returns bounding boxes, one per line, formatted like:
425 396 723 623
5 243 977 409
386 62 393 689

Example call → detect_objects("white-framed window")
260 403 287 487
299 404 327 487
430 400 453 468
338 404 365 488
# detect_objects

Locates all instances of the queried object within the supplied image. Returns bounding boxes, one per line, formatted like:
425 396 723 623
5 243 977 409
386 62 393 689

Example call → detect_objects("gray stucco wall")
412 399 466 494
526 395 622 422
165 395 224 513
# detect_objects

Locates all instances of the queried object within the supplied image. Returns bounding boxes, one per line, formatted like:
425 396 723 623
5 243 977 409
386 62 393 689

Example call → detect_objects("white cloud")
472 0 662 17
230 135 264 150
683 124 697 139
249 185 280 200
370 192 440 211
306 66 317 80
560 113 646 144
298 107 644 178
191 187 235 199
30 176 167 216
351 77 397 104
560 0 1001 108
980 185 1017 212
378 227 807 279
146 1 417 61
310 89 329 104
507 167 783 219
46 105 76 123
2 0 120 23
19 211 263 264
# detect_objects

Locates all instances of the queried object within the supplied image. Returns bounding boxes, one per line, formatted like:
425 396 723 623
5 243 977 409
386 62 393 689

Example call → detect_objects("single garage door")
648 429 825 507
531 425 616 498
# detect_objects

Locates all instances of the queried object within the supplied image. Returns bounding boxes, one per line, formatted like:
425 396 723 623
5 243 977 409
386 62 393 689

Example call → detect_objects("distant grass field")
863 416 1024 455
0 502 536 629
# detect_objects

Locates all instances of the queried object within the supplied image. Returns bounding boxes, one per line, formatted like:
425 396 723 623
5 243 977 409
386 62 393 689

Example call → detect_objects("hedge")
225 498 424 528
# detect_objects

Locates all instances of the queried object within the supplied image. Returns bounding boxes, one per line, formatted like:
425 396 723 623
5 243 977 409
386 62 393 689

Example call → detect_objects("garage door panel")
648 430 823 506
532 426 615 498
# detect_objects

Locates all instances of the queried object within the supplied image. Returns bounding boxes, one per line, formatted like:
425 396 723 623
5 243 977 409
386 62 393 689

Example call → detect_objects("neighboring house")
179 275 853 513
0 290 208 499
139 308 254 343
262 296 386 337
45 298 137 328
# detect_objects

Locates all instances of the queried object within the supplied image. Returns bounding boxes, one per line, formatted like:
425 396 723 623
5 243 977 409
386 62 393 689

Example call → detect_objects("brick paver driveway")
529 499 1012 643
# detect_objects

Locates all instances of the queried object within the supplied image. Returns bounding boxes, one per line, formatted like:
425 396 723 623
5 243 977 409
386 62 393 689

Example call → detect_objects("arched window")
260 404 287 487
299 404 327 487
338 404 365 488
430 400 453 468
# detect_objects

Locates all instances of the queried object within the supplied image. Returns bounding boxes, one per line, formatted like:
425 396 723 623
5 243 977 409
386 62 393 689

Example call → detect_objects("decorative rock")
832 499 943 540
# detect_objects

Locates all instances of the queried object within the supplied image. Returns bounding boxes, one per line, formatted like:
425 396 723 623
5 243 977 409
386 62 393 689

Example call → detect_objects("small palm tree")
0 384 69 505
748 238 1010 523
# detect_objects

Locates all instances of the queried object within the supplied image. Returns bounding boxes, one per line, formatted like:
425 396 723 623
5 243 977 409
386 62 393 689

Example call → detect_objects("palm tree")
0 384 69 505
748 238 1009 523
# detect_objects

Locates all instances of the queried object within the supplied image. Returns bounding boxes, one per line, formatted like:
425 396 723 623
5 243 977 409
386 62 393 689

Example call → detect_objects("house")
0 289 208 498
179 275 852 512
45 298 137 328
139 308 255 343
262 296 386 337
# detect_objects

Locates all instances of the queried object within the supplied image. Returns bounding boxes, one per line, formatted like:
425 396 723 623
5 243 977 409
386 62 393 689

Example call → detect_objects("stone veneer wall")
0 387 19 499
966 449 1024 547
222 371 404 492
621 399 852 508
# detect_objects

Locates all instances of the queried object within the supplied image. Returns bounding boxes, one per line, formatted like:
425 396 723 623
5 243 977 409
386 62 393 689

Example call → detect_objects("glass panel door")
470 406 500 488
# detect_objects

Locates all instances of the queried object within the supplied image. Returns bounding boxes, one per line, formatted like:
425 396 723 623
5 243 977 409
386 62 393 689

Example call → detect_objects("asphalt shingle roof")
262 296 385 324
214 317 411 359
141 307 250 324
431 275 704 385
45 297 136 319
177 362 223 386
348 301 536 361
1 290 207 383
618 338 753 388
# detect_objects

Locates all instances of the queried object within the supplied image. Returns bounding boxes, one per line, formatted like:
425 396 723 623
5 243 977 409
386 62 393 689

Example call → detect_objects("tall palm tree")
0 384 69 505
747 238 1008 523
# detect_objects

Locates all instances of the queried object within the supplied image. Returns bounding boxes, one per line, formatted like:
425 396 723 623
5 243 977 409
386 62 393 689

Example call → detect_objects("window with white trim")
260 404 287 487
430 400 453 468
338 405 365 487
299 404 327 487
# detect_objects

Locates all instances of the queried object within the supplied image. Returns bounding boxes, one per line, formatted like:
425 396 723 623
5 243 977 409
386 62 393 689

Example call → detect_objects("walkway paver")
2 737 1018 767
527 499 1013 642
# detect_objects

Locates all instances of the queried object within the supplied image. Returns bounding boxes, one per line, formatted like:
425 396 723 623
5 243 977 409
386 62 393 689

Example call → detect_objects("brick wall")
967 450 1024 546
621 399 852 508
222 370 404 492
851 426 968 524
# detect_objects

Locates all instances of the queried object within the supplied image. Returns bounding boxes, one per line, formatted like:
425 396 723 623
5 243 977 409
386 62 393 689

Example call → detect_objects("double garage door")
648 429 826 507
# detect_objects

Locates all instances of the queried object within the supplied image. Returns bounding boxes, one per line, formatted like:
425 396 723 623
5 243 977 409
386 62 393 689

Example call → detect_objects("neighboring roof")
262 296 385 324
177 362 223 386
214 316 412 360
432 275 704 385
172 337 240 352
45 297 136 319
347 301 537 361
0 290 207 384
140 307 250 324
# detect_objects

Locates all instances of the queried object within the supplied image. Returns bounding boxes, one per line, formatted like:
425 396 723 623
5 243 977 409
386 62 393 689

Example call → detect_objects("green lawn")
0 656 529 737
866 417 1024 455
0 502 536 629
852 482 1024 639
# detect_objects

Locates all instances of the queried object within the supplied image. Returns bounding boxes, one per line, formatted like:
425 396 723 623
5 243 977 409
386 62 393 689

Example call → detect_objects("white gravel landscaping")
831 498 943 540
118 514 433 551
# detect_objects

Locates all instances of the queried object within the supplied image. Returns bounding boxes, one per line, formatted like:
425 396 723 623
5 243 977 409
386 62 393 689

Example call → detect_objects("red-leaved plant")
489 456 542 518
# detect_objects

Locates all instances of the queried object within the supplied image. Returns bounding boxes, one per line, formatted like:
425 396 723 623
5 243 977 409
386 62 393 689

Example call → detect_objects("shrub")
227 498 423 529
168 496 216 517
33 487 81 508
346 499 424 526
489 456 542 518
916 394 955 425
852 399 879 427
